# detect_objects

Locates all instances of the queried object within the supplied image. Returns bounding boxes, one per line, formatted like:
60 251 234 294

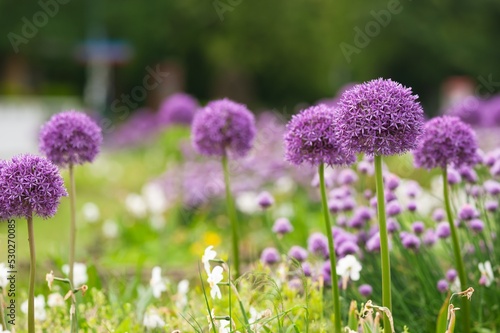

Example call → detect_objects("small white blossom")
21 295 47 321
150 266 168 299
47 293 65 307
207 266 224 300
102 219 119 238
82 202 100 223
236 192 260 214
336 255 362 281
219 319 231 333
0 263 8 288
143 309 165 329
479 261 494 287
125 193 148 218
149 214 166 230
0 324 11 333
62 262 88 286
142 183 168 215
175 279 189 309
202 246 217 275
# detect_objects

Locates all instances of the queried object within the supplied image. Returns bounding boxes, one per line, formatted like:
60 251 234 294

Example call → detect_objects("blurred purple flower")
447 168 462 185
386 201 402 217
423 229 437 246
358 284 373 297
432 208 445 222
158 92 198 125
484 180 500 196
412 221 425 235
446 269 457 282
337 169 358 185
272 217 294 235
401 233 421 250
256 191 274 209
288 246 308 262
192 98 256 158
336 78 424 156
39 110 102 167
458 204 478 221
308 232 329 258
366 232 381 252
485 200 498 212
436 222 451 239
107 108 160 148
437 279 448 293
260 247 280 265
469 219 484 233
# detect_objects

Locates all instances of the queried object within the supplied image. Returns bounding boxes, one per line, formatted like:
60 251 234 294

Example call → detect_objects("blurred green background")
1 0 500 115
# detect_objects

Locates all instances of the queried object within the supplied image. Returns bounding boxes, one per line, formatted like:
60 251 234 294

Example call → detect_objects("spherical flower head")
336 78 424 156
469 219 484 233
260 247 280 265
423 229 437 246
192 98 256 158
412 221 425 235
437 279 449 293
485 200 498 212
256 191 274 209
0 154 67 219
307 232 329 258
413 116 478 169
436 222 451 239
284 104 355 166
358 284 373 297
386 201 402 217
272 217 293 235
432 208 445 222
401 233 421 251
158 93 199 125
337 169 358 185
337 240 359 257
446 269 457 282
288 246 308 262
458 204 478 221
484 180 500 196
39 110 102 167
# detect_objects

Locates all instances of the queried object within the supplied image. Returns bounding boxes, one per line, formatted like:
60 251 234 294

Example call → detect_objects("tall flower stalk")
414 115 478 333
0 155 67 333
192 99 256 278
68 163 77 284
284 104 355 332
336 78 424 333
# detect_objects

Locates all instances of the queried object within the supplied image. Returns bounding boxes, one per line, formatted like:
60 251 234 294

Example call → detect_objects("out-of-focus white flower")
336 255 362 281
47 293 65 307
450 278 461 293
236 191 259 214
202 246 217 274
102 219 119 238
0 263 8 288
149 214 166 230
143 309 165 329
62 262 88 286
273 203 294 219
219 319 231 333
150 266 168 299
207 266 224 300
46 271 54 290
479 261 494 287
21 295 46 321
275 176 295 194
0 324 11 333
82 202 100 223
142 183 168 215
125 193 148 218
175 279 189 309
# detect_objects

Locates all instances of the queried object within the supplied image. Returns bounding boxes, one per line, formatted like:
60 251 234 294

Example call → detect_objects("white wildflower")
0 324 11 333
149 214 166 230
150 266 168 299
125 193 148 218
207 266 224 300
47 293 65 307
336 254 362 281
175 279 189 309
102 219 119 238
62 262 88 286
82 202 100 223
479 261 494 287
21 295 47 321
236 191 260 214
219 319 231 333
202 246 217 275
142 183 168 215
143 309 165 329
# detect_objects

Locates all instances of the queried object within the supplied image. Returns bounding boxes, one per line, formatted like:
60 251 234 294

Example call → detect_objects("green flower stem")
442 167 471 333
68 163 76 285
0 291 7 330
27 214 36 333
374 155 392 333
222 154 240 278
318 163 341 333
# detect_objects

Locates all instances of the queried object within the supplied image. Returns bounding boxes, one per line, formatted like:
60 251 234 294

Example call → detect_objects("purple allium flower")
337 169 358 185
337 241 359 257
341 197 356 212
423 229 437 246
39 110 102 167
308 232 329 258
272 217 294 235
158 93 199 125
412 221 425 235
491 160 500 176
0 154 67 219
284 105 355 166
358 284 373 297
458 166 477 183
413 116 478 169
407 201 417 212
446 269 457 282
301 262 312 276
467 185 482 198
366 232 381 252
432 208 445 222
385 174 400 191
329 200 343 214
337 215 348 227
386 201 402 217
288 278 303 290
485 200 498 212
484 180 500 196
401 233 420 250
447 95 483 126
387 218 400 233
288 246 308 262
436 222 451 239
447 168 462 185
256 191 274 209
192 98 256 158
336 78 424 156
458 204 478 221
437 279 449 293
260 247 280 265
469 219 484 233
364 189 373 200
405 180 421 198
385 191 397 202
357 160 374 175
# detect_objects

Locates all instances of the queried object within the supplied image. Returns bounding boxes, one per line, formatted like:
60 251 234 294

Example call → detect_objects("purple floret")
437 279 448 293
336 78 424 156
458 204 478 221
288 246 308 262
358 284 373 297
272 217 294 235
413 116 478 169
260 247 281 265
436 222 451 239
412 221 425 235
158 92 199 125
39 110 102 167
446 269 457 282
0 154 67 219
401 233 421 250
469 219 484 233
192 98 256 158
308 232 329 258
256 191 274 209
284 104 355 166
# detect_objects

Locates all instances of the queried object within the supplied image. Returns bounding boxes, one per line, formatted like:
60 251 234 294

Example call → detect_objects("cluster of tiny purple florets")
0 154 67 219
336 78 425 156
284 105 355 166
39 110 103 167
413 116 478 169
192 98 256 158
158 93 199 125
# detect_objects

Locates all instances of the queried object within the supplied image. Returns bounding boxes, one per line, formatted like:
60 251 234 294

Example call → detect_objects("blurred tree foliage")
1 0 500 113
